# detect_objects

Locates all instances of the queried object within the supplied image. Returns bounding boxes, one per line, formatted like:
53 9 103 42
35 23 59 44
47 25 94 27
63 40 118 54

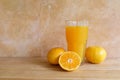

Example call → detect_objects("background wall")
0 0 120 58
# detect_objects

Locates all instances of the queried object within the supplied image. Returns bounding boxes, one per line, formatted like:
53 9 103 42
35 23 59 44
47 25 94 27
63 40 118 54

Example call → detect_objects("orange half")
59 51 81 71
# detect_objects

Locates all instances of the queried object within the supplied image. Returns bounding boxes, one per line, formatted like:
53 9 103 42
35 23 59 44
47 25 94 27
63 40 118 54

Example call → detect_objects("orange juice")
66 21 88 62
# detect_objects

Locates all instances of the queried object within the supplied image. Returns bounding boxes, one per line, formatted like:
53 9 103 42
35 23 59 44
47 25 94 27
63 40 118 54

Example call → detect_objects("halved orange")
59 51 81 71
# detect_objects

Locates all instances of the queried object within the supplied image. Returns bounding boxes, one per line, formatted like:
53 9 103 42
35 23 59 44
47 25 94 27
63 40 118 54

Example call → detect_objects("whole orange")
85 46 107 64
47 47 64 65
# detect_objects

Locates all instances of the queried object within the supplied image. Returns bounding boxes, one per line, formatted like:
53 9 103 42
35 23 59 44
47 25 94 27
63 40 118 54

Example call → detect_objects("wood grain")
0 58 119 80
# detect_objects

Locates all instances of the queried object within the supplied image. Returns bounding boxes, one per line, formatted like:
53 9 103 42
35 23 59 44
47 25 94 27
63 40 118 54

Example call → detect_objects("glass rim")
65 20 89 26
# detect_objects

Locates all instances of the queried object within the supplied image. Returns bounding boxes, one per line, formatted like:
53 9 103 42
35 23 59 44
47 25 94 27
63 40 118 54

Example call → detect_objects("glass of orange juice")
65 20 88 62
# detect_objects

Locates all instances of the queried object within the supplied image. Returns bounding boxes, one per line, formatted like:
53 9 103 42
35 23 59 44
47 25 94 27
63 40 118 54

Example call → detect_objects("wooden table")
0 57 120 80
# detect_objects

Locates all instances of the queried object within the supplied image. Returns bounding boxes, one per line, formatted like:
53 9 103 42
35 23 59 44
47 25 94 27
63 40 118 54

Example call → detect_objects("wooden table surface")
0 57 120 80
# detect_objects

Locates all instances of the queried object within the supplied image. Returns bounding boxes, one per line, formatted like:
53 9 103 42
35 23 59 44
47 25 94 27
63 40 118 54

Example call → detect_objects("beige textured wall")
0 0 120 58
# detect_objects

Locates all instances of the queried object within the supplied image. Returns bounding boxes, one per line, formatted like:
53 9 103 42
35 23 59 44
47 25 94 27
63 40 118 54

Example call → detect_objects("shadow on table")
30 57 65 72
